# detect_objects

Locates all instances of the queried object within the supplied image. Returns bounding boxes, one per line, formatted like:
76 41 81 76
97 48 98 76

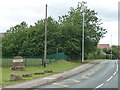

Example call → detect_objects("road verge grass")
2 59 105 87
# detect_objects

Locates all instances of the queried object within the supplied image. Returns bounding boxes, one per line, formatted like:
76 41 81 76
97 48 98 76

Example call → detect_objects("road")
35 60 118 89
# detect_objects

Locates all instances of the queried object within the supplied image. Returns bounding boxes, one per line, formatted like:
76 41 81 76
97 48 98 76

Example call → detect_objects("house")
97 44 110 49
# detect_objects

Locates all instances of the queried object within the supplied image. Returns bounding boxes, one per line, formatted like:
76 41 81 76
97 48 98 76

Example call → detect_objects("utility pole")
44 4 47 67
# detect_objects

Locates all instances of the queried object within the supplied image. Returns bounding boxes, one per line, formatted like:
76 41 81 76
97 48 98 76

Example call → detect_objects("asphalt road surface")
35 60 118 89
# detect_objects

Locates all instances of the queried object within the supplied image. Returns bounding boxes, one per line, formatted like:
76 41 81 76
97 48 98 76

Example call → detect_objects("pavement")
3 60 103 89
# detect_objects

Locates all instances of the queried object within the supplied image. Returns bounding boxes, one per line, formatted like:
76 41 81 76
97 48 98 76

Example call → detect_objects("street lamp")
111 35 112 59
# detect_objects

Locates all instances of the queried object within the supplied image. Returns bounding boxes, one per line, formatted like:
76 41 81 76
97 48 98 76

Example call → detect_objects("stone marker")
10 56 25 71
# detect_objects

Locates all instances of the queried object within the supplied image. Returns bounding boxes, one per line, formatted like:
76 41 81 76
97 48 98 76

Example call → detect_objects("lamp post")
111 35 112 59
80 1 87 63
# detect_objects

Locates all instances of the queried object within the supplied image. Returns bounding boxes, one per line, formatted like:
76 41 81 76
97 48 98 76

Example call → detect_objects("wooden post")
44 4 47 67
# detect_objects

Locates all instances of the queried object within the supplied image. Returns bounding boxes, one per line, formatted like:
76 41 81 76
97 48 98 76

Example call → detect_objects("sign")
13 59 23 63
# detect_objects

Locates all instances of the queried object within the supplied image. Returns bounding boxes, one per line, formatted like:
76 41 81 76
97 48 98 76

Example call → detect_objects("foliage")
55 2 106 59
2 2 107 59
2 22 28 56
102 45 120 59
87 48 102 59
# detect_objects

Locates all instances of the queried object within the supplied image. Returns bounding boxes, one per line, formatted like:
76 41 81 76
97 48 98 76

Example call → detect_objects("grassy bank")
1 59 104 87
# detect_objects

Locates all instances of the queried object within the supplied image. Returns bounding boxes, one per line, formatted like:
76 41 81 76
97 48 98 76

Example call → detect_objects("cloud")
0 0 119 45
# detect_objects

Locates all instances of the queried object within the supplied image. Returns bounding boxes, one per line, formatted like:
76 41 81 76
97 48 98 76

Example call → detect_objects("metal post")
82 11 84 63
81 1 86 63
44 4 47 67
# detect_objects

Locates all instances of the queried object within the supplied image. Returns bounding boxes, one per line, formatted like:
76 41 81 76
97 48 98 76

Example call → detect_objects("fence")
1 52 70 67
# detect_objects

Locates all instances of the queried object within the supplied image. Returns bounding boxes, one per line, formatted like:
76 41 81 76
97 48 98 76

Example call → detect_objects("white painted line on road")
68 79 80 83
116 68 118 72
94 61 118 90
110 76 113 78
117 65 118 69
106 63 118 82
107 76 113 82
96 83 104 88
115 62 118 72
113 72 117 76
87 73 93 76
82 76 89 79
53 83 69 87
73 80 80 83
43 77 56 79
116 62 118 68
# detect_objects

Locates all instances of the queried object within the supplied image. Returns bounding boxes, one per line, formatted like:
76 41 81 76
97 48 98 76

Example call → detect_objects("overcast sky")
0 0 119 45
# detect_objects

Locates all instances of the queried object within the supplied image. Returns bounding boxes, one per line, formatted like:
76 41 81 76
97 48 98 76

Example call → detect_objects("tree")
2 17 59 57
2 2 107 60
2 21 28 57
111 45 120 59
102 45 120 59
58 2 107 59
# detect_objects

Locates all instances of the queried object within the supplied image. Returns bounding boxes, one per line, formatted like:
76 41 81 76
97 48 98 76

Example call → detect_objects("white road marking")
96 83 104 88
92 61 117 90
44 77 56 79
82 76 89 79
113 72 117 76
116 68 118 72
68 79 80 82
53 83 69 87
73 80 80 82
107 76 113 82
94 61 118 90
87 73 93 76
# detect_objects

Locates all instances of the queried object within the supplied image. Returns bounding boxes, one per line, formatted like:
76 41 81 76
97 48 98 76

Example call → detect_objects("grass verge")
1 59 105 87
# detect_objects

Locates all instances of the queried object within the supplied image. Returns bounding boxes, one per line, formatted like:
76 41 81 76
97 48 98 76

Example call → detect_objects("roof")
97 44 110 49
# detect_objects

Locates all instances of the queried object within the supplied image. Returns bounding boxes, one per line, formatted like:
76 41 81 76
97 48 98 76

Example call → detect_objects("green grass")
1 59 105 87
2 60 80 87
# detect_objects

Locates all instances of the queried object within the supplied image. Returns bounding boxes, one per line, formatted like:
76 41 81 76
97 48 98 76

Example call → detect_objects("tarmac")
2 60 103 89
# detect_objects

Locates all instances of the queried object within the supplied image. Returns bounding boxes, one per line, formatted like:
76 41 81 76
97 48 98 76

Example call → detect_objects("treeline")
103 46 120 59
2 2 107 59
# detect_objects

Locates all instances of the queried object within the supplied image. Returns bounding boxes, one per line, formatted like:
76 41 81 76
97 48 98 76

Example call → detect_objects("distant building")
97 44 110 49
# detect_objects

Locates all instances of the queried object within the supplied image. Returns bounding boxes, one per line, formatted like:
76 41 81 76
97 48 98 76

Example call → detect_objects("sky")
0 0 119 45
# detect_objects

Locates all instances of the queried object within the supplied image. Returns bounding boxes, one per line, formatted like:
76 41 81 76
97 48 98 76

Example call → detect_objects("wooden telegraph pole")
44 4 47 67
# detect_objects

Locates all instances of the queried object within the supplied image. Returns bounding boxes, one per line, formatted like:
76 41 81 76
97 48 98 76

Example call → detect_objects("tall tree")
2 22 28 56
58 2 107 59
2 2 107 60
